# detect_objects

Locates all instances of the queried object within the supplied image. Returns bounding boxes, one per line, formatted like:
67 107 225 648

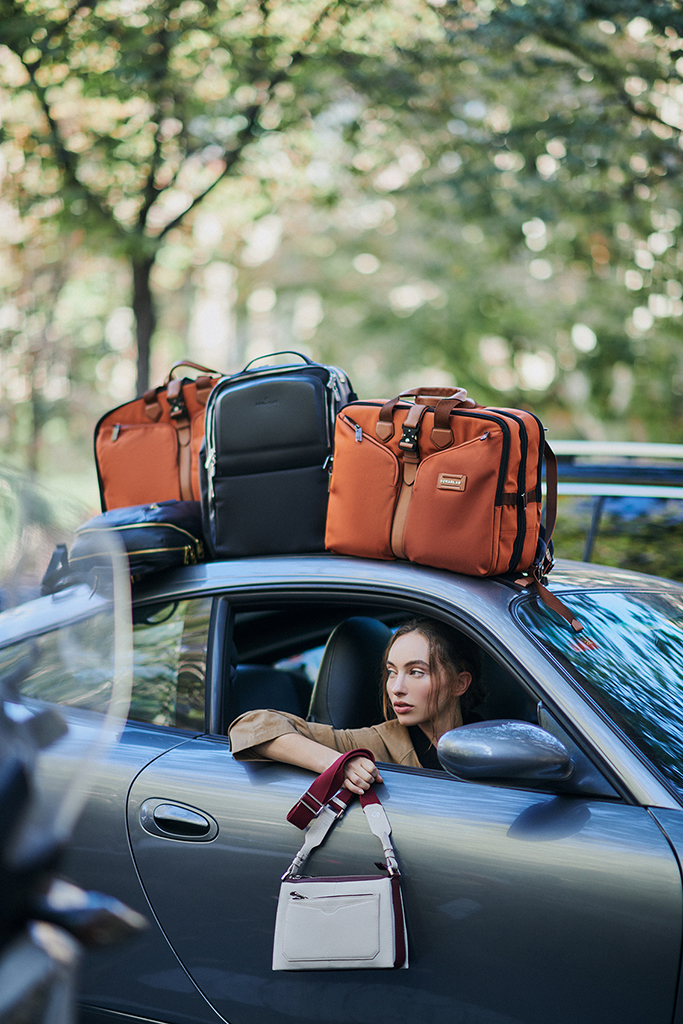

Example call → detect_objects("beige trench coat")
228 709 421 768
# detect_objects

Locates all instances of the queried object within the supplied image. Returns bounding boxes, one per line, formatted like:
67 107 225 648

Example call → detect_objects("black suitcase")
42 500 205 593
201 352 356 557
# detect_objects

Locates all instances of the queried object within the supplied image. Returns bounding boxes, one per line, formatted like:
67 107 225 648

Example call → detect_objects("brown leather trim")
195 375 215 406
532 572 583 633
500 492 532 506
166 359 221 383
376 420 395 441
390 460 417 559
431 427 453 449
143 389 162 422
175 421 193 500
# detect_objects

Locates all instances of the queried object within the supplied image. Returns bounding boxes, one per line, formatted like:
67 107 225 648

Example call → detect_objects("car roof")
2 555 681 649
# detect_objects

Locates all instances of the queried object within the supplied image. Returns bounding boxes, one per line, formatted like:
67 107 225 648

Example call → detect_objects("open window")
222 596 540 766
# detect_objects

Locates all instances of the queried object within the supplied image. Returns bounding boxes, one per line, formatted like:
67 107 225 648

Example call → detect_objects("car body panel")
127 736 681 1024
5 555 683 1024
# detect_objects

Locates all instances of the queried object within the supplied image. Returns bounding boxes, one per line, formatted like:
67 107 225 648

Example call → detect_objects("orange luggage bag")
325 387 557 579
94 361 222 511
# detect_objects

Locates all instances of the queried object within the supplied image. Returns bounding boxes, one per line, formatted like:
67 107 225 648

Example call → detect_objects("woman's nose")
389 672 407 695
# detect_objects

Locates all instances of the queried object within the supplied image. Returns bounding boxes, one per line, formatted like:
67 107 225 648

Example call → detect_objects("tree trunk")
132 255 156 394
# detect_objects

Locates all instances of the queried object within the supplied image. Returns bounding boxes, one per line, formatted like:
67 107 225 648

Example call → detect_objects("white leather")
272 875 407 971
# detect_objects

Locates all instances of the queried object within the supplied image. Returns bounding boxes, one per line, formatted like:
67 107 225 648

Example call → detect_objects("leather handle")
399 386 470 405
431 394 481 447
242 350 314 372
166 360 221 383
376 387 475 442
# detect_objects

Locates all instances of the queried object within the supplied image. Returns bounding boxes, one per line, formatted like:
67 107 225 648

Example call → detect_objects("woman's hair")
381 617 484 732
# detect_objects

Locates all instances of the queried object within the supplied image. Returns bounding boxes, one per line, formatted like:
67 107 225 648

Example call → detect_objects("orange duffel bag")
325 387 558 579
94 361 223 511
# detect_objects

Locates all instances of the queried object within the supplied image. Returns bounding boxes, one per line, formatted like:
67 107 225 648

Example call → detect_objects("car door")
126 588 682 1024
0 589 225 1024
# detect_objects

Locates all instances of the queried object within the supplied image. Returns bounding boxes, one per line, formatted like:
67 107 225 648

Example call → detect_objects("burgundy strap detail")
286 749 376 830
359 787 380 808
391 873 406 968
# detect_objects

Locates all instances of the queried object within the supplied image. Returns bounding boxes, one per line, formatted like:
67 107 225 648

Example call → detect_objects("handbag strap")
286 748 375 829
283 750 399 880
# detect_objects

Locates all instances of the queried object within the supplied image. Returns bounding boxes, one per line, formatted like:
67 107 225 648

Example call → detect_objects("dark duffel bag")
200 351 356 558
42 500 205 593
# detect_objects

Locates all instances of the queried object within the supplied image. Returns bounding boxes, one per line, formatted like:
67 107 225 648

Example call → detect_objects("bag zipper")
109 422 174 441
443 411 511 507
340 414 401 469
289 890 375 901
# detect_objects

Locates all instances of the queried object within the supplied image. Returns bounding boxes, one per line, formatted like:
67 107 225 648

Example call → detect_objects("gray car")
2 554 683 1024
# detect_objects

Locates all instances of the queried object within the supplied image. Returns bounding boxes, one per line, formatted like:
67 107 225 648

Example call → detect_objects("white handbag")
272 749 408 971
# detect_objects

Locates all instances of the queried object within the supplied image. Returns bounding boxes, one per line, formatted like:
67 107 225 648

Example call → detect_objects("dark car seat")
307 617 392 729
228 664 310 725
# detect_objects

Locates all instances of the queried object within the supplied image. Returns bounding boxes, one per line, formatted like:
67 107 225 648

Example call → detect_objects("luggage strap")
391 404 429 559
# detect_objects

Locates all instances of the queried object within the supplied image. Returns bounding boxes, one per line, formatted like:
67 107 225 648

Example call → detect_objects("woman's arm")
253 733 383 795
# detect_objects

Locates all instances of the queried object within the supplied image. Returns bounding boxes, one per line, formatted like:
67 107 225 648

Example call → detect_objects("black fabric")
201 356 355 558
408 726 443 771
211 465 329 557
409 711 484 771
308 617 392 729
42 500 205 592
228 665 310 724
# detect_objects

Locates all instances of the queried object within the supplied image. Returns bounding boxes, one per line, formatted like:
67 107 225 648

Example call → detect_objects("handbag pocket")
96 422 181 507
273 875 401 971
282 891 380 962
325 414 400 560
403 428 504 575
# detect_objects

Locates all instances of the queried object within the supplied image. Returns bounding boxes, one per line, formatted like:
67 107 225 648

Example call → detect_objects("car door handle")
139 800 219 842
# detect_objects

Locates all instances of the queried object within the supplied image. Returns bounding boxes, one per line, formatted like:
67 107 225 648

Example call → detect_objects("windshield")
516 588 683 794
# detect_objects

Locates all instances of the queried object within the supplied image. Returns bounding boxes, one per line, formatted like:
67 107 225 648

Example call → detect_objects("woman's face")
385 629 471 739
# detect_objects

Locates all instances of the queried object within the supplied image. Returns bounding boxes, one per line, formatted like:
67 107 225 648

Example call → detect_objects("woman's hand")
342 755 383 795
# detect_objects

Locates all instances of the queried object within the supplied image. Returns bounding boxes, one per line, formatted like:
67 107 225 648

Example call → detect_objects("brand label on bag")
437 473 467 491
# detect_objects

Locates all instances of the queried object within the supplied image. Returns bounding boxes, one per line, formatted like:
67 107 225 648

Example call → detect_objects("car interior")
227 601 539 739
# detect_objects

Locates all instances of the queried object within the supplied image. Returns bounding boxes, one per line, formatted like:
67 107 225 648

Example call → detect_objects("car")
2 553 683 1024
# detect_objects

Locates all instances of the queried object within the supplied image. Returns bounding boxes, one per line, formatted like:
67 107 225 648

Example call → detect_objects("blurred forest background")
2 0 683 573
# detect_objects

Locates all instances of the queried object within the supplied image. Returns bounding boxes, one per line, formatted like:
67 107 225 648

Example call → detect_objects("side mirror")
437 721 574 785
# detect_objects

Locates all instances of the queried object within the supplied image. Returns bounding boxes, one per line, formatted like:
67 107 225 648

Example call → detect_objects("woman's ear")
454 671 472 696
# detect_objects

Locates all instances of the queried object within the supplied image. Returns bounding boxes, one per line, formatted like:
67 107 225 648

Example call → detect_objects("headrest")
307 617 392 729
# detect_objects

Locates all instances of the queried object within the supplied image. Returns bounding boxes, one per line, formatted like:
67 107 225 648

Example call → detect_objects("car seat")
307 617 392 729
228 664 310 724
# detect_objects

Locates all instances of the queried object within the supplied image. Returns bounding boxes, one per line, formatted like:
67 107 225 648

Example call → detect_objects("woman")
229 618 483 794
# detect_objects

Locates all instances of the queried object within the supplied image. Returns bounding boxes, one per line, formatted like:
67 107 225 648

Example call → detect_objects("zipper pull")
480 432 489 440
112 424 120 441
355 424 362 443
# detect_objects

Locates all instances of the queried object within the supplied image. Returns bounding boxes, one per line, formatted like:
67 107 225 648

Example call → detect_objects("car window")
1 596 212 731
131 598 212 729
228 602 537 761
516 589 683 792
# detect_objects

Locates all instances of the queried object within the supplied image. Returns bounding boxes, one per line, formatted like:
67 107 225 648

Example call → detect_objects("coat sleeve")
228 708 404 763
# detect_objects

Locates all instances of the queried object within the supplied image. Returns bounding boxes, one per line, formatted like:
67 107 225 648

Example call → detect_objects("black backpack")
200 352 356 558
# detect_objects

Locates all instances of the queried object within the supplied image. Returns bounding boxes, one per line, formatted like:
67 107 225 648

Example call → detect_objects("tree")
0 0 443 392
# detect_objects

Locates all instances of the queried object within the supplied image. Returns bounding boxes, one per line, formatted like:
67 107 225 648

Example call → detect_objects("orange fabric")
95 375 221 510
325 399 549 577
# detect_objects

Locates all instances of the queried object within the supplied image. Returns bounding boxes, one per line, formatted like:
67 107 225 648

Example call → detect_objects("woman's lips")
393 703 413 714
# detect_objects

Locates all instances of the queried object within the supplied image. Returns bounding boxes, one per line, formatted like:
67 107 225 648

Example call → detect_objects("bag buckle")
168 395 188 420
398 424 419 454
